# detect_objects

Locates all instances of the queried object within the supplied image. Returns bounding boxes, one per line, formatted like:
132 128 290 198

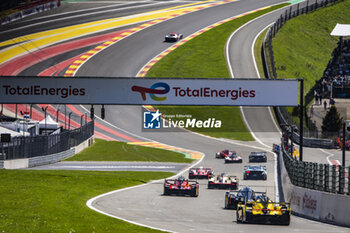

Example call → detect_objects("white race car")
165 32 183 42
208 173 239 189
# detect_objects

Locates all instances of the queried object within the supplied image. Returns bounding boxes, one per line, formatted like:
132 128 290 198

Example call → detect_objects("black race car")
249 152 267 162
243 166 267 180
225 186 265 210
163 176 199 197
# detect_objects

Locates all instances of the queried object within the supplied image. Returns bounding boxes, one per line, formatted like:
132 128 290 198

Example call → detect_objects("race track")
1 0 349 232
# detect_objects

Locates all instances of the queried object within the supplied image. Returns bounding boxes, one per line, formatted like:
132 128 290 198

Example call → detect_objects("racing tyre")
236 209 242 223
191 187 199 197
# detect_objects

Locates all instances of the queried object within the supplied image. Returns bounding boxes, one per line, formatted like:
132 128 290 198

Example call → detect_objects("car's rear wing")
164 179 198 185
189 167 212 171
249 152 267 155
244 166 267 169
244 201 291 209
226 190 266 195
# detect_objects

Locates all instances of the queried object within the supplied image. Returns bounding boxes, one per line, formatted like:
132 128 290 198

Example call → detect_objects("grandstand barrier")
1 0 61 25
279 141 350 227
1 136 94 169
0 121 94 168
262 0 343 148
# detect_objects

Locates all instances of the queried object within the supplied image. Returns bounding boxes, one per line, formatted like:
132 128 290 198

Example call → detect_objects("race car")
272 144 280 154
164 32 183 42
163 176 199 197
249 152 267 162
236 194 291 225
225 152 243 163
243 166 267 180
216 149 236 159
208 173 238 189
188 167 213 179
224 186 266 210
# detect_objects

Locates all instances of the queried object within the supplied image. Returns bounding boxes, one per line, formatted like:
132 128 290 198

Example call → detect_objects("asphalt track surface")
71 0 349 232
1 0 349 232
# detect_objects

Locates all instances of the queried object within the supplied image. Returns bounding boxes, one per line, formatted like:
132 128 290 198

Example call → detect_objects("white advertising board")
0 77 298 106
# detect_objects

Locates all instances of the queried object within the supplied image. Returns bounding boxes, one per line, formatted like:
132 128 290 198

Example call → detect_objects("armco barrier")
279 148 350 227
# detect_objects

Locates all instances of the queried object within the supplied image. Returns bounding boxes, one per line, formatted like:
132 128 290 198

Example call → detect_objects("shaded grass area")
66 139 193 163
273 0 350 101
0 170 171 233
147 4 288 141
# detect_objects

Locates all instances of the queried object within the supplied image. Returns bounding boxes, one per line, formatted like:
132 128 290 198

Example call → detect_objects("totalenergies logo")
132 82 170 101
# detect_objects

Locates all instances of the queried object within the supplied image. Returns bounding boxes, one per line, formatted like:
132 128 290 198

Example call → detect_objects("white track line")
225 4 293 202
86 150 204 233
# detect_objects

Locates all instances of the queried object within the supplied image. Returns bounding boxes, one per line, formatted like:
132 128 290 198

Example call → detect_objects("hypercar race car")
243 166 267 180
249 152 267 162
164 32 183 42
272 144 280 153
188 167 213 179
224 186 265 210
216 149 236 159
163 176 199 197
225 153 243 163
236 194 291 225
208 173 238 189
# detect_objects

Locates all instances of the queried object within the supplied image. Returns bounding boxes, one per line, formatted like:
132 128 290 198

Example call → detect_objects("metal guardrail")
262 0 343 148
282 140 350 195
0 120 94 160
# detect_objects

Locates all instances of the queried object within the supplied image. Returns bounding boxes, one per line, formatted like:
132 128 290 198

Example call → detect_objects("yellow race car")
236 194 290 225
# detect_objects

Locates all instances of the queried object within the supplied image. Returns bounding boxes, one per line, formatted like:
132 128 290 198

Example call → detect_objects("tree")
321 105 343 138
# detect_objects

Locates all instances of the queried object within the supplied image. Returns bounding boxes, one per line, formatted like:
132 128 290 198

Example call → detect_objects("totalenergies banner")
0 77 298 106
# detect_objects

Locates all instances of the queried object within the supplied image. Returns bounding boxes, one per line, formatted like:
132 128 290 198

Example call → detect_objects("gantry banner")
0 77 299 106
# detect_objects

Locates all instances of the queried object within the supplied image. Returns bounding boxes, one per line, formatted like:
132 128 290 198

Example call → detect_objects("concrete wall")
279 152 350 227
4 158 29 169
0 136 94 169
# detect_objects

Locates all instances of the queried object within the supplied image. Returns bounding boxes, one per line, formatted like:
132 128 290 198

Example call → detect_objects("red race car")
216 149 237 159
163 176 199 197
188 167 213 179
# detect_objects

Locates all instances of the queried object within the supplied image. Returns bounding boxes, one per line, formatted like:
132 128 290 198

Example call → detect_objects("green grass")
273 0 350 100
66 139 193 163
0 170 171 233
271 0 350 126
147 4 289 141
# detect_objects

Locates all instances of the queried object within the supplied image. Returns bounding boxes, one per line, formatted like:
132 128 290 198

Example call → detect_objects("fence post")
331 165 337 193
325 164 330 192
312 163 317 189
338 165 345 194
306 0 309 13
319 164 324 191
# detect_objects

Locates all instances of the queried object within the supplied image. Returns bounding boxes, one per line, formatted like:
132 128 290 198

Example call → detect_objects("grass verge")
0 170 171 232
273 0 350 103
147 4 288 141
66 139 193 163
